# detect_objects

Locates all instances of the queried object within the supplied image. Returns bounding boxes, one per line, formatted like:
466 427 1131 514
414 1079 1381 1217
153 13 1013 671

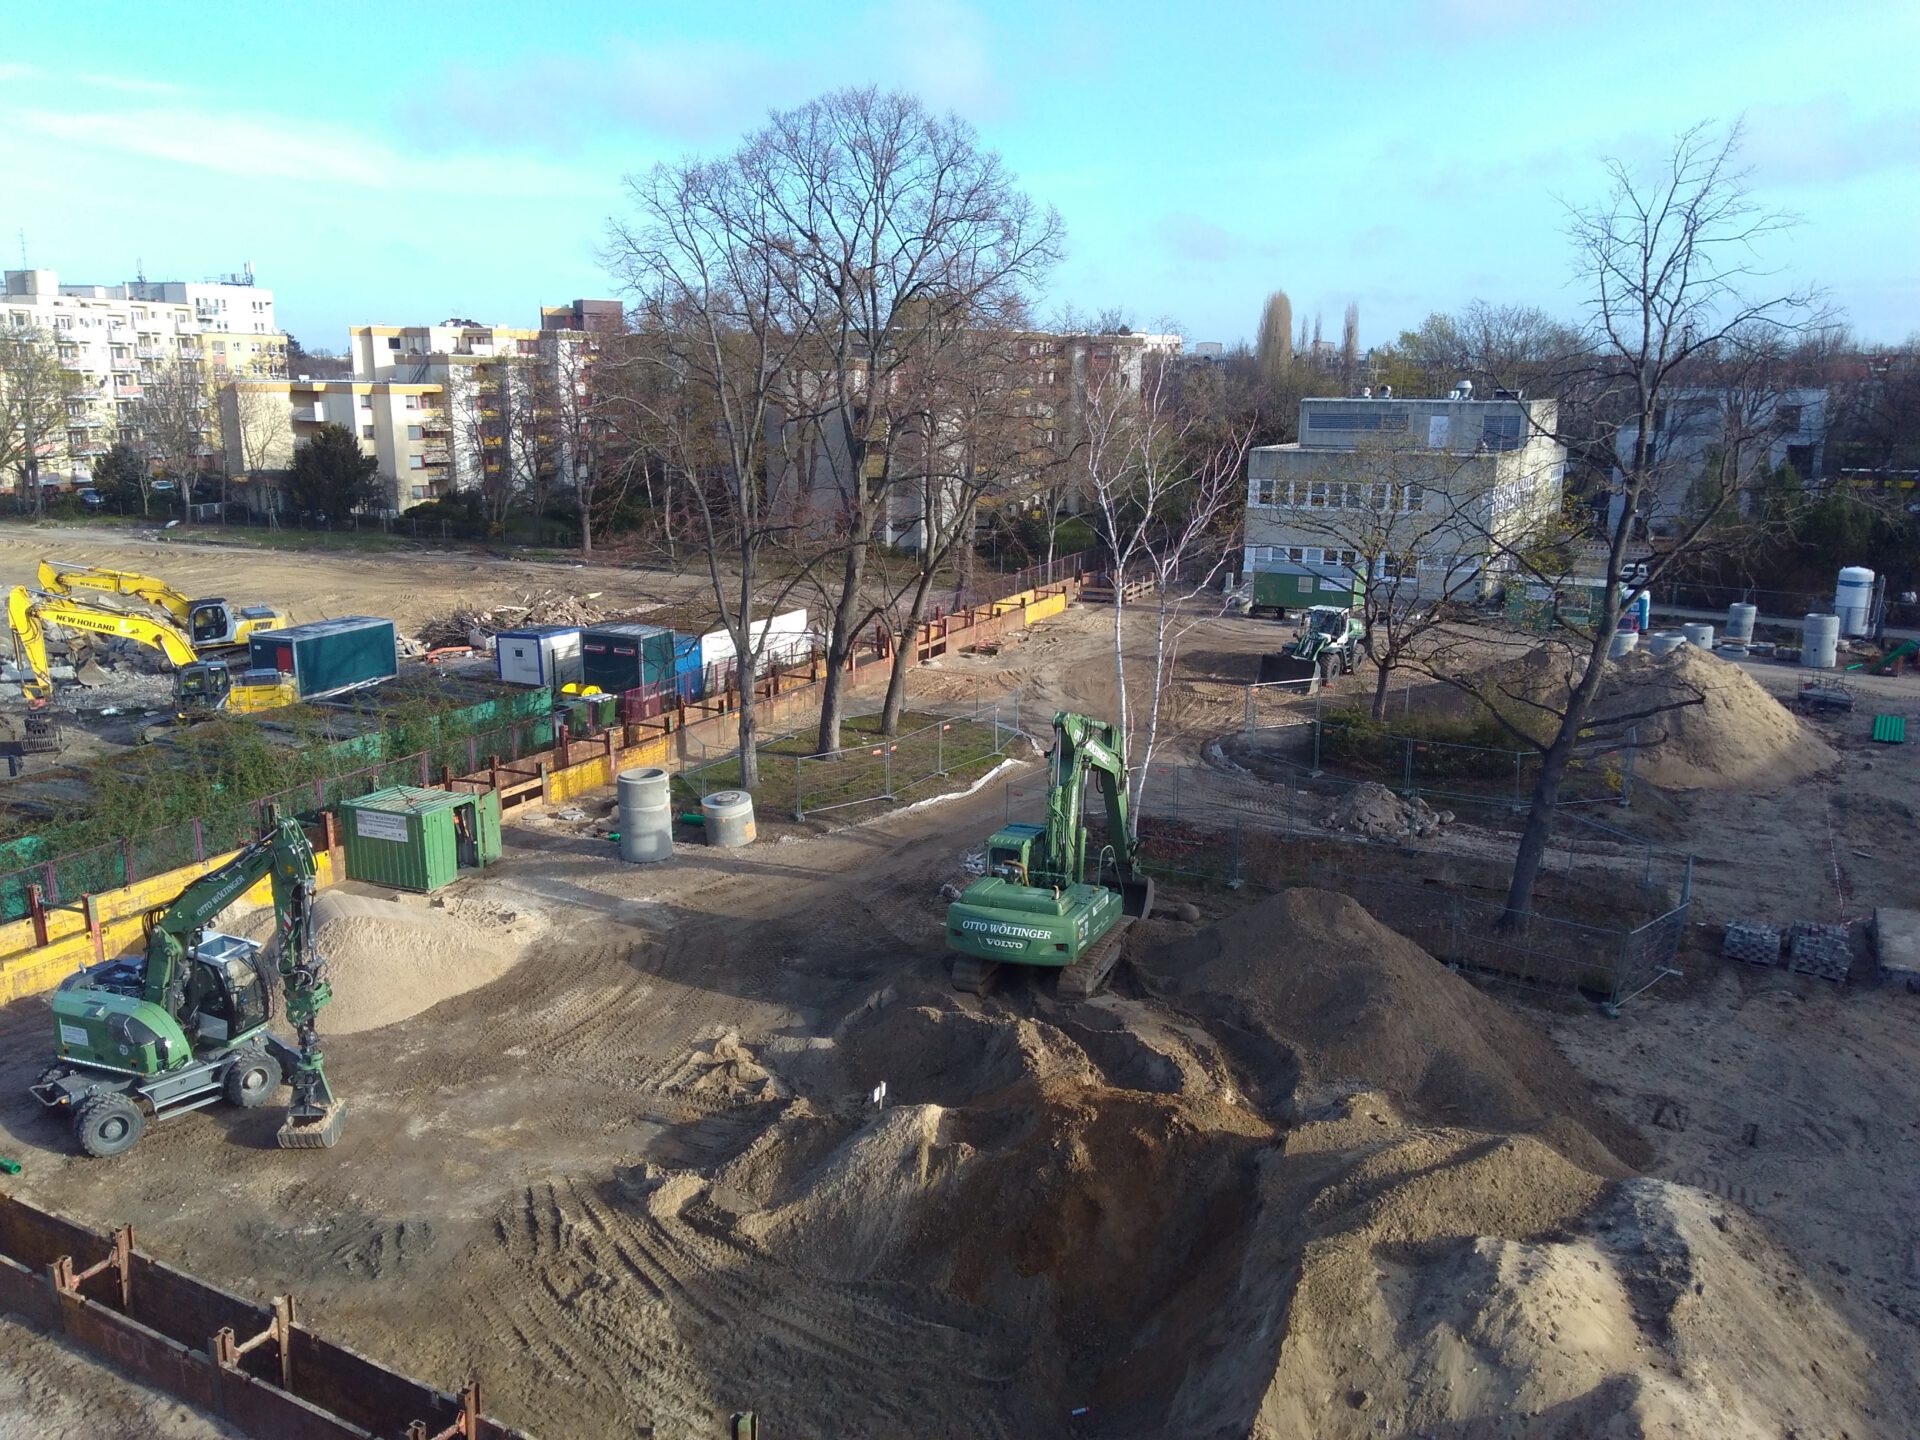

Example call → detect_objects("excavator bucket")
1121 875 1155 921
1257 649 1320 684
277 1099 346 1150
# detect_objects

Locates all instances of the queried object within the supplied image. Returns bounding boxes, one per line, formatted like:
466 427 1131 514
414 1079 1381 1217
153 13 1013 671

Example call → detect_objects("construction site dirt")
1 567 1918 1437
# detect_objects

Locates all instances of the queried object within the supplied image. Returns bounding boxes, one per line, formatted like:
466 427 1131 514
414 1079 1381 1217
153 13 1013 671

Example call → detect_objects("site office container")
1248 566 1363 615
581 623 676 694
496 626 583 689
248 617 398 701
339 785 502 893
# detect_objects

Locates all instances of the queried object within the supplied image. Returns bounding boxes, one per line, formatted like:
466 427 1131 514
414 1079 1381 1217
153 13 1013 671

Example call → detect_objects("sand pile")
296 891 525 1034
1597 644 1835 789
1162 1096 1877 1439
1323 781 1451 839
1145 888 1644 1169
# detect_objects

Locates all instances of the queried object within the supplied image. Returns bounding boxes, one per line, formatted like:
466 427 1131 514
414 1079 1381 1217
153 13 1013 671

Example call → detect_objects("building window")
1398 483 1425 513
388 337 401 350
412 485 427 500
1249 545 1275 563
408 425 423 441
1284 546 1307 564
409 455 425 470
1382 554 1417 581
362 425 375 440
1775 404 1803 432
1482 414 1523 451
1329 549 1359 568
1305 480 1331 508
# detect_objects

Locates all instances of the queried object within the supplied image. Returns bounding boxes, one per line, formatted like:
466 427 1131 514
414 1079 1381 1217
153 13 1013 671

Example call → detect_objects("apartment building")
1613 386 1828 535
1244 390 1566 600
1 266 285 490
225 311 606 515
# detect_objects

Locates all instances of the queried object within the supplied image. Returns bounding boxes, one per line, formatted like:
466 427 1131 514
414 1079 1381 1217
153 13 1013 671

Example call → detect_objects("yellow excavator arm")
36 560 196 628
36 559 287 651
8 586 204 707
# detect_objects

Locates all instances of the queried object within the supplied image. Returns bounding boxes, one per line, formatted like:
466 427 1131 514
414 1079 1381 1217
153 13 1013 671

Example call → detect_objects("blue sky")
5 0 1916 353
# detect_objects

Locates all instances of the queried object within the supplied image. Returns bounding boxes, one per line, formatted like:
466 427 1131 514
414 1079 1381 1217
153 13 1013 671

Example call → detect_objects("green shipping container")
250 617 399 700
339 785 502 893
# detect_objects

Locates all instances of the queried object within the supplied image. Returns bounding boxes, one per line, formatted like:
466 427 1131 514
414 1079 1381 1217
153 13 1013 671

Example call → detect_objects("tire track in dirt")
463 1173 1023 1439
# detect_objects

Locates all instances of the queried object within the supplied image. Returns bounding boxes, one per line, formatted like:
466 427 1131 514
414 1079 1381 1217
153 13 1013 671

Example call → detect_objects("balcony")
136 346 165 360
420 447 451 465
112 381 142 399
290 405 324 424
419 413 450 432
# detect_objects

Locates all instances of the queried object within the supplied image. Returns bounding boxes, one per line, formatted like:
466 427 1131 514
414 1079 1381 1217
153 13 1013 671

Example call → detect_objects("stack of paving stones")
1722 921 1782 967
1787 921 1853 982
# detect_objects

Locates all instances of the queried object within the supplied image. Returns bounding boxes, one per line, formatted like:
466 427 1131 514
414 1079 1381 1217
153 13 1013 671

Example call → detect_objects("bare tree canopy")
606 84 1064 768
0 328 88 515
1483 120 1827 921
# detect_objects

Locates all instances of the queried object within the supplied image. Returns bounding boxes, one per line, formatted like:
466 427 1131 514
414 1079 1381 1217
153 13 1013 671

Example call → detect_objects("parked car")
77 488 104 510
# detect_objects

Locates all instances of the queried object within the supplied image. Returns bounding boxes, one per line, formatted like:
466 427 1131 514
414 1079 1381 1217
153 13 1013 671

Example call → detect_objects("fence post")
937 722 945 776
884 743 893 799
795 755 805 822
192 817 204 864
1310 715 1323 777
1244 686 1253 735
1402 739 1413 796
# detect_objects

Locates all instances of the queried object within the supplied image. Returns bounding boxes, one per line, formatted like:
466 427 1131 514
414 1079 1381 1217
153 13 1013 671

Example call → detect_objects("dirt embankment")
433 886 1877 1438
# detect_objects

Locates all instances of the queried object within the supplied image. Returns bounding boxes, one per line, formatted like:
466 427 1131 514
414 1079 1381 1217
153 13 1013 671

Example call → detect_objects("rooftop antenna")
16 230 25 267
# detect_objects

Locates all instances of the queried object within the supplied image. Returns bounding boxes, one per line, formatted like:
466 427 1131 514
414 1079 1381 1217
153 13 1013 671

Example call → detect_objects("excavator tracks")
950 955 1002 995
1054 916 1137 1002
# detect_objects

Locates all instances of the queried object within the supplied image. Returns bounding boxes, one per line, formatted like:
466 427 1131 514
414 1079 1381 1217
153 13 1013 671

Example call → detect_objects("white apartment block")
2 267 285 489
1244 392 1566 601
224 320 598 515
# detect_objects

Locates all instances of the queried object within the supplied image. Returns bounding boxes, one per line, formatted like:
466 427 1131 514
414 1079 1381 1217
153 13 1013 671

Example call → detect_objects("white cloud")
71 71 187 97
8 104 609 200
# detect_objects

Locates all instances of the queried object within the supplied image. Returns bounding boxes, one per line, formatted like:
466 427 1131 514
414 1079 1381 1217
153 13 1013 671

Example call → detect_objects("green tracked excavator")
945 711 1153 999
30 810 346 1156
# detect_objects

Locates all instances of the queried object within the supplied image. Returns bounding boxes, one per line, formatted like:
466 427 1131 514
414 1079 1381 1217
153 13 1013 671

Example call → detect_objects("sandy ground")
0 523 711 636
0 585 1918 1436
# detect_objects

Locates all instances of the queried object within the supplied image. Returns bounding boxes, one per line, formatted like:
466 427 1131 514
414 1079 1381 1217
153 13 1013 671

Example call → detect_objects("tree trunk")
736 678 760 789
1370 656 1393 722
880 566 939 736
813 536 869 755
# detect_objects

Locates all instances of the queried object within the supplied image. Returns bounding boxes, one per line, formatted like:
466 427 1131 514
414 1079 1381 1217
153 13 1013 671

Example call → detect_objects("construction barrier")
0 1192 528 1440
0 573 1085 1002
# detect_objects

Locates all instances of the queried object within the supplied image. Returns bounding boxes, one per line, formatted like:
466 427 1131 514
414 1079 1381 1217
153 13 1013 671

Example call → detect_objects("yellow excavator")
36 560 287 652
6 588 295 719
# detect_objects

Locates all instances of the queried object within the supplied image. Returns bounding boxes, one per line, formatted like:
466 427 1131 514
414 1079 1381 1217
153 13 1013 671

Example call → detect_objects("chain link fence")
671 693 1031 821
998 755 1691 1011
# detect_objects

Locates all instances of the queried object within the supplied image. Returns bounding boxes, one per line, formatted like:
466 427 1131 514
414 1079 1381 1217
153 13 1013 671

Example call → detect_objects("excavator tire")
223 1049 282 1109
277 1100 347 1150
74 1093 146 1158
950 956 1001 995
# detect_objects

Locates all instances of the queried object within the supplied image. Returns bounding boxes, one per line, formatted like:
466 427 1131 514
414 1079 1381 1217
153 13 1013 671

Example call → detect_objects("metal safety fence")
0 718 545 923
998 757 1691 1011
672 692 1030 821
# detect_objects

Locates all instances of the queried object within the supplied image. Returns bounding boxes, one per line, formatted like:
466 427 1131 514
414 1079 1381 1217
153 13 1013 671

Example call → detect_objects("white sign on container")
355 809 410 843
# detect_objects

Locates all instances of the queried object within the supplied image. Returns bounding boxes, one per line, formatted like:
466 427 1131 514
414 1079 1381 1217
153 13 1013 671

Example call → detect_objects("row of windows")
1248 546 1476 578
1250 478 1426 512
1305 410 1410 433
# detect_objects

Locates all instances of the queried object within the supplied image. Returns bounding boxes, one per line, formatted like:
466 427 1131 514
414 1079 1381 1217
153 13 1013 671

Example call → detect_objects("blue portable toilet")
672 633 705 700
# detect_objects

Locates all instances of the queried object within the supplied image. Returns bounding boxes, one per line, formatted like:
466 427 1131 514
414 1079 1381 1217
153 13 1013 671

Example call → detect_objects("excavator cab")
173 660 232 715
181 934 274 1048
188 600 284 649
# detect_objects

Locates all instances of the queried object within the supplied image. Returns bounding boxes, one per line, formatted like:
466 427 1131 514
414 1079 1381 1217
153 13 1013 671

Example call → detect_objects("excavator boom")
37 560 286 651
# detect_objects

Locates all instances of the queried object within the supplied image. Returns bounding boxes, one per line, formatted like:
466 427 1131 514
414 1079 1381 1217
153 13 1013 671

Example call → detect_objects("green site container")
339 785 502 893
249 617 398 701
1249 565 1363 614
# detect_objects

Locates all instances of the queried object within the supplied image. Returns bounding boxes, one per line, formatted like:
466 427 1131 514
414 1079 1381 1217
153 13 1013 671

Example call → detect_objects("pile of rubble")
1324 781 1453 841
416 590 616 650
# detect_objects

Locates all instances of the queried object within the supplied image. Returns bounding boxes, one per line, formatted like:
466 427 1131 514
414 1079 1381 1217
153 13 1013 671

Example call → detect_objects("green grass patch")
671 711 1011 822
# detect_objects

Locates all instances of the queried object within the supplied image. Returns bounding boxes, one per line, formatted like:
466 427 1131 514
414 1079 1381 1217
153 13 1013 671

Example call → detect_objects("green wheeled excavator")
30 810 346 1157
945 711 1154 1000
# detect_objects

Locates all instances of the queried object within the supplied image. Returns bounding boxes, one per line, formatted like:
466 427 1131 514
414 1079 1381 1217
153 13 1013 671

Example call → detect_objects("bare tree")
1485 121 1824 922
875 324 1063 733
0 328 89 514
604 145 832 788
225 382 293 517
1084 354 1250 831
131 358 216 516
1255 290 1294 385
